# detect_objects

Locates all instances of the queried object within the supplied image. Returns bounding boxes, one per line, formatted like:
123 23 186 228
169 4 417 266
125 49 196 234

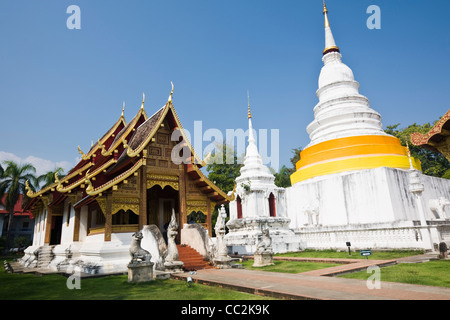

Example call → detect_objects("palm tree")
36 167 65 189
0 160 37 250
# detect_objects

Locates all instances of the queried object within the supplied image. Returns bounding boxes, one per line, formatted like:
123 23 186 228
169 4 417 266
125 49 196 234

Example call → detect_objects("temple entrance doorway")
147 185 180 244
50 215 63 245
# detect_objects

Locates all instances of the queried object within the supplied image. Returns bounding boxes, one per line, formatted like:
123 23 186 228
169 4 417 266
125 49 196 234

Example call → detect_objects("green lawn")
276 249 450 288
339 260 450 288
3 249 446 300
0 270 273 300
276 249 424 260
238 259 341 273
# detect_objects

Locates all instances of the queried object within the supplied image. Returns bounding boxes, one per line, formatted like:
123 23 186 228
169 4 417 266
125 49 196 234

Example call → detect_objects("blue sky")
0 0 449 175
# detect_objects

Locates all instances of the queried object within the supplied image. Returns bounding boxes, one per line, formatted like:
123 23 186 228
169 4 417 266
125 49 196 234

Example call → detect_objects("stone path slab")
172 259 450 300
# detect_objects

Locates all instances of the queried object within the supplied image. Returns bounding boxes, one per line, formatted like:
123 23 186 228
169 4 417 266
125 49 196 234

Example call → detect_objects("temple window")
269 193 276 217
237 196 243 219
93 209 105 227
187 211 206 224
112 209 139 225
66 204 72 226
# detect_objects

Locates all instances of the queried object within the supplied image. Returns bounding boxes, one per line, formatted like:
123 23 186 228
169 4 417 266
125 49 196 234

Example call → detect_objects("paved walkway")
172 254 450 300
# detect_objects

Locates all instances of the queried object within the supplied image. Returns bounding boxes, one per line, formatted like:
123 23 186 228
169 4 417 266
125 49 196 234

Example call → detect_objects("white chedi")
226 106 302 254
305 4 388 148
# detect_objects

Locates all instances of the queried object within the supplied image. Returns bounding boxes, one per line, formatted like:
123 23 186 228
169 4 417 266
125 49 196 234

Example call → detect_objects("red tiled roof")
0 194 33 218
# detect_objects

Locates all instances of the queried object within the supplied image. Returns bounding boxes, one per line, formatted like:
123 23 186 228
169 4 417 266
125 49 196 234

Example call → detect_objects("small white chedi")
225 101 302 254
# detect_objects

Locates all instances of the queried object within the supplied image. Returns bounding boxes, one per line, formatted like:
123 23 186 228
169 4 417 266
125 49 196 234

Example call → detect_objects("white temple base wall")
225 217 303 255
20 245 40 268
72 232 133 275
287 167 450 251
19 226 174 275
295 222 450 251
23 233 134 275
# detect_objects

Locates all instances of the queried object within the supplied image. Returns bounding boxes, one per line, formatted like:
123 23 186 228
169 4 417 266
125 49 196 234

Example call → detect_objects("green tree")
385 123 450 178
206 144 242 237
206 144 243 194
270 165 291 187
289 147 302 175
36 167 65 188
0 161 37 250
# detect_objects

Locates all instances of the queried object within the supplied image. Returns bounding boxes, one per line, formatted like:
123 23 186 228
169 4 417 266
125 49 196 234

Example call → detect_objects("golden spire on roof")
141 93 145 109
121 101 125 117
247 90 252 119
168 81 174 103
323 0 330 28
322 0 340 55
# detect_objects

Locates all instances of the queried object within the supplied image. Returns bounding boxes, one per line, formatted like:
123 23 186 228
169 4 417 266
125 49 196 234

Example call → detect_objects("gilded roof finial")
323 0 330 28
247 90 252 119
121 101 125 117
322 0 340 55
25 180 34 198
168 81 174 103
78 145 90 160
141 93 145 109
406 141 414 170
78 145 85 157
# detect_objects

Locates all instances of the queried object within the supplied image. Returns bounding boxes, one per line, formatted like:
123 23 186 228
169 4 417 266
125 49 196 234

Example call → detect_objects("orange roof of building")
410 109 450 153
0 194 33 218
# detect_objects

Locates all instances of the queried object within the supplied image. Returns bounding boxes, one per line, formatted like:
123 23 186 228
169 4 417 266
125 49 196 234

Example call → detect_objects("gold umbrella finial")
141 93 145 109
168 81 174 103
323 0 330 28
247 90 252 119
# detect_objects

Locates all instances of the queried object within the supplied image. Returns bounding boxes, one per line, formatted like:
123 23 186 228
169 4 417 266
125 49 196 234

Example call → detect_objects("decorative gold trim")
323 46 340 54
96 197 106 215
85 159 144 196
25 180 34 198
96 195 140 216
25 179 56 199
56 159 116 194
78 145 90 161
187 199 208 215
88 224 138 236
147 174 179 191
190 164 233 201
111 197 140 216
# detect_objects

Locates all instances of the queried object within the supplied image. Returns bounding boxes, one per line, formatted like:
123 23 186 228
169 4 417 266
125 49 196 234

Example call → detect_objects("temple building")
22 86 233 274
18 3 450 273
285 2 450 251
0 194 34 245
411 109 450 162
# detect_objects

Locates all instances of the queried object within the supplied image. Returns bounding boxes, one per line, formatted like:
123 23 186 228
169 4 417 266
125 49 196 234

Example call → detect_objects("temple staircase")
177 245 214 271
37 245 55 269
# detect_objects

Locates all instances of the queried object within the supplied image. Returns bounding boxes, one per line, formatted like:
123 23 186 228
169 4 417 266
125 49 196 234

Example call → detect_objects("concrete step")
177 245 213 271
37 245 55 269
